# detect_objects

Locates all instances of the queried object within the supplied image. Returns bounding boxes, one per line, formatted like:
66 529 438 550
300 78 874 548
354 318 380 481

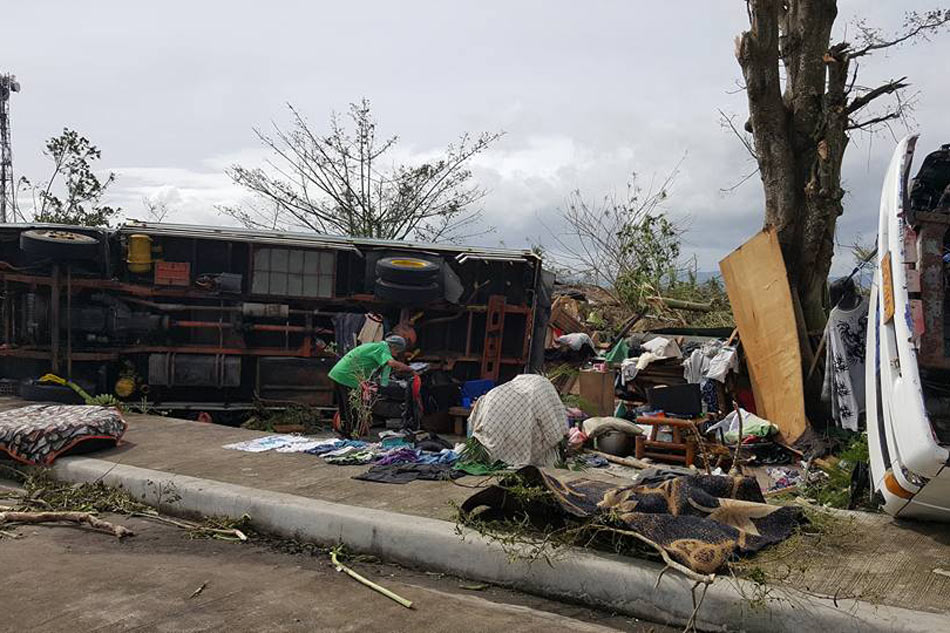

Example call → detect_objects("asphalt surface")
0 513 675 633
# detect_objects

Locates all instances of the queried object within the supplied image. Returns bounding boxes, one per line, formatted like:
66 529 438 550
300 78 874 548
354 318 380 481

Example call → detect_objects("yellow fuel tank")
127 234 153 273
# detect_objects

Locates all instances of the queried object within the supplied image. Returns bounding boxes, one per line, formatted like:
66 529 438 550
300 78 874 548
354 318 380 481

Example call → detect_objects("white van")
867 135 950 521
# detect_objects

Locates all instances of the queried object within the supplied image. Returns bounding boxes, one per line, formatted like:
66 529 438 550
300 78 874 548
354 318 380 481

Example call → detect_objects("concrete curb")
52 457 948 633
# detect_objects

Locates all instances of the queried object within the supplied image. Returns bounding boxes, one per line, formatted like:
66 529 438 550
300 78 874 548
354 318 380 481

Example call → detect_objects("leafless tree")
142 195 170 222
221 99 502 243
735 4 950 330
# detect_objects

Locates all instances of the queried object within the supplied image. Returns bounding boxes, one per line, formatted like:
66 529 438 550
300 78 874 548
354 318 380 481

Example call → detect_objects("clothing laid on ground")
329 341 394 389
303 439 368 456
373 446 419 465
222 435 305 452
821 297 869 431
325 449 378 465
354 463 463 484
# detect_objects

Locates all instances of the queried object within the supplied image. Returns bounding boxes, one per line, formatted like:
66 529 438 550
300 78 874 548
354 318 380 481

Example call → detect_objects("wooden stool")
634 415 701 466
448 406 472 436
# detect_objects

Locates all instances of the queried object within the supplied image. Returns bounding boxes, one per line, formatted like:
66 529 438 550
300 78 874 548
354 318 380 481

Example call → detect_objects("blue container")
461 379 495 402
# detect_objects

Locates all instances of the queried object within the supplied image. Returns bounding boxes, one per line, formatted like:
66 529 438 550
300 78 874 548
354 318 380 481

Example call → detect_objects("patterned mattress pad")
0 404 127 466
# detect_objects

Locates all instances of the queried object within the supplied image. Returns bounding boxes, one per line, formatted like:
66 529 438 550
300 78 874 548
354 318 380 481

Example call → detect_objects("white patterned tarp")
470 374 567 467
0 404 127 466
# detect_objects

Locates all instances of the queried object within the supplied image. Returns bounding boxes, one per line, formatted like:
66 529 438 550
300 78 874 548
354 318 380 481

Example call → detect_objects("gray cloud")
3 1 948 275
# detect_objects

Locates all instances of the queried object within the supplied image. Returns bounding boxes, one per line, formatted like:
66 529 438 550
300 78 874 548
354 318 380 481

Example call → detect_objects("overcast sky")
4 1 949 273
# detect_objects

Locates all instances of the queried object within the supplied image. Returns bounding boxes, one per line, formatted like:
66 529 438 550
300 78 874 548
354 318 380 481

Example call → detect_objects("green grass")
800 432 870 509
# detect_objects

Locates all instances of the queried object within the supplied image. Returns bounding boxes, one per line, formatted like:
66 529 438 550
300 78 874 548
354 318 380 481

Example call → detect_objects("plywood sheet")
719 229 809 443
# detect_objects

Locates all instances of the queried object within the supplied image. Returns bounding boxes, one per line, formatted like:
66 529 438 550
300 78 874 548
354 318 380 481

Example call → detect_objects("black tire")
20 380 83 404
376 257 440 285
374 279 442 305
20 229 100 260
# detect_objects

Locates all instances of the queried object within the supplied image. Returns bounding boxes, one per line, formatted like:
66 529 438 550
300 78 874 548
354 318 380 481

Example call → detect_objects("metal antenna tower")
0 73 21 223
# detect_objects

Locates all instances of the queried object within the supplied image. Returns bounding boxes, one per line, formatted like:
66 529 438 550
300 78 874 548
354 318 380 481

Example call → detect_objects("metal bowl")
594 430 633 457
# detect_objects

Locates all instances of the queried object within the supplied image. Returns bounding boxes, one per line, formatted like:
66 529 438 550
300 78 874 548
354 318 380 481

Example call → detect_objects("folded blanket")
0 404 126 466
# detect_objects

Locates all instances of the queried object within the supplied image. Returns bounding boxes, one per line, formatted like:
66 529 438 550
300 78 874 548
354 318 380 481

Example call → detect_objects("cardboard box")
578 370 614 416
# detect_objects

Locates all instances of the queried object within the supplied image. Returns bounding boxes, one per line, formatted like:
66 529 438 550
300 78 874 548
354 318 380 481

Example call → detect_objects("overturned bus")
0 221 550 418
867 136 950 521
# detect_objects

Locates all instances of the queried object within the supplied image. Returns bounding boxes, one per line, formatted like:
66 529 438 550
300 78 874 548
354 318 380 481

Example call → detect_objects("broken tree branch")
0 510 134 538
587 449 651 470
596 526 716 585
646 296 713 312
847 111 903 131
846 78 909 114
683 581 711 633
331 549 414 608
130 511 247 541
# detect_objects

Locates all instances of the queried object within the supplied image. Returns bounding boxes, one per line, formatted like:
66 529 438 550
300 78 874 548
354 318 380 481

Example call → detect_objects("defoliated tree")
223 99 502 243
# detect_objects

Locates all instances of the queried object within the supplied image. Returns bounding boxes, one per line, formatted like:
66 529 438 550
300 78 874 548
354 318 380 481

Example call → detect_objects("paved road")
0 513 674 633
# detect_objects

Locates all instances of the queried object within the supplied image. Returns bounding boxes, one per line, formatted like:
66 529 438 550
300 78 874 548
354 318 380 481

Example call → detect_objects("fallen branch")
646 296 713 312
330 549 414 609
596 526 715 585
0 510 134 538
683 581 710 633
587 449 651 470
131 511 247 541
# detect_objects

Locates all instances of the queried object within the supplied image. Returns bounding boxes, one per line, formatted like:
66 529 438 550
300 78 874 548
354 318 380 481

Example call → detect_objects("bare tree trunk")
736 0 845 333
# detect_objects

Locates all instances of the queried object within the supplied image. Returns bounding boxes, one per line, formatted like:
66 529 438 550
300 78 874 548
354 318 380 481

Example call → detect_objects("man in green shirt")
329 335 415 436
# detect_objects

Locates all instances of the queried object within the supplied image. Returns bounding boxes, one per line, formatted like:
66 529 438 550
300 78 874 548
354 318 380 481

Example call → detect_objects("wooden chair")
634 415 702 466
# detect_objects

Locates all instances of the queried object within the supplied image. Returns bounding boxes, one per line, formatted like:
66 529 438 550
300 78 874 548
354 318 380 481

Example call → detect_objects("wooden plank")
719 229 809 443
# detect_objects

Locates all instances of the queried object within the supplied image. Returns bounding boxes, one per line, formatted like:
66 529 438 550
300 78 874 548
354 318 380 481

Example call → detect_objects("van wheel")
20 229 100 260
376 257 440 284
374 279 441 305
